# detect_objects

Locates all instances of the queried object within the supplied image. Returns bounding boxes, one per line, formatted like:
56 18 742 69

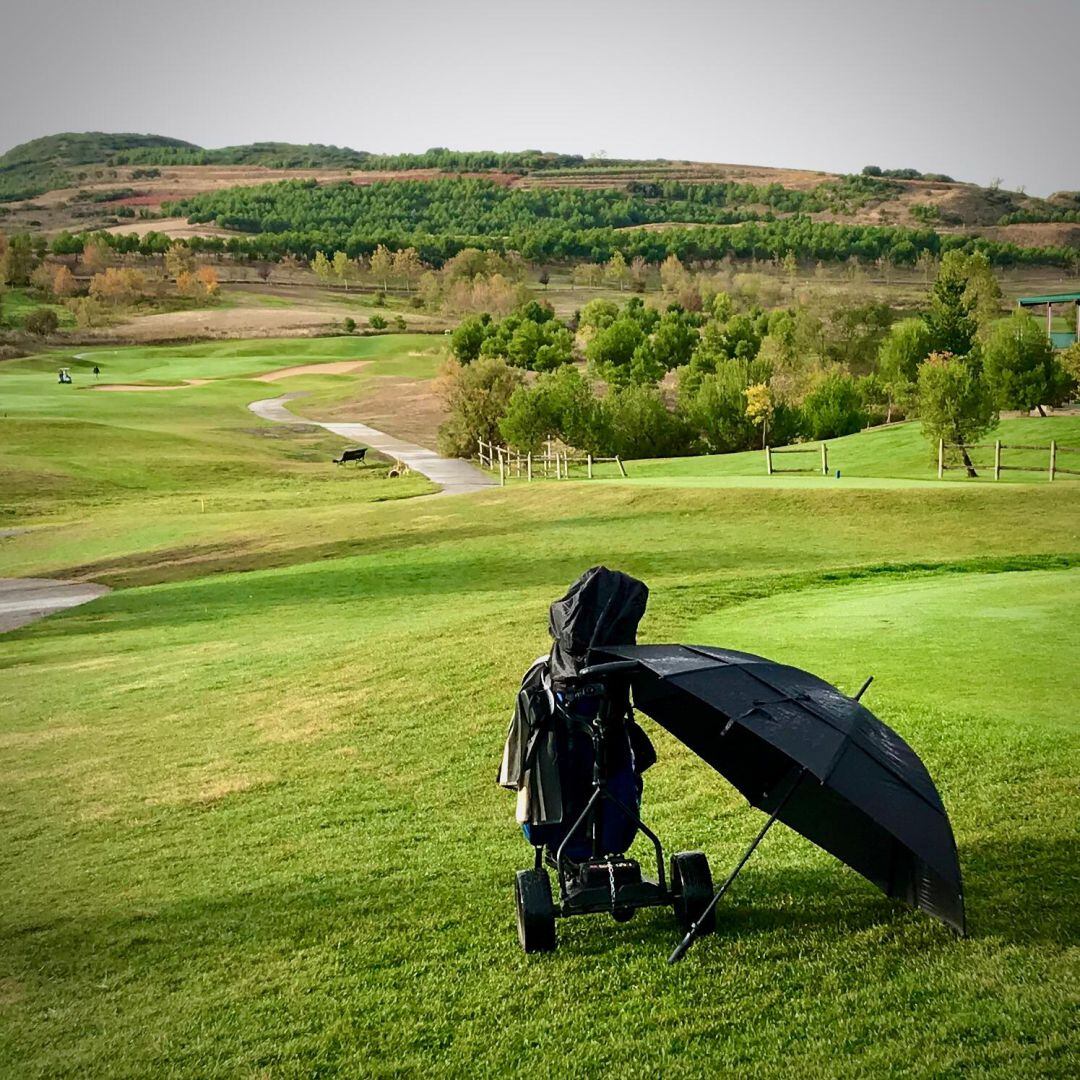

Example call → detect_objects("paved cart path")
0 578 111 633
248 393 496 496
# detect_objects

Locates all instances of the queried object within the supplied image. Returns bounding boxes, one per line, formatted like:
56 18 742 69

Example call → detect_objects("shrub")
342 317 356 334
394 315 407 330
369 314 388 330
800 372 867 439
436 356 524 457
24 307 60 336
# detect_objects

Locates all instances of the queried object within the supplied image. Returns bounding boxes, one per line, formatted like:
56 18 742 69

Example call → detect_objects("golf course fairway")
1 339 1078 1077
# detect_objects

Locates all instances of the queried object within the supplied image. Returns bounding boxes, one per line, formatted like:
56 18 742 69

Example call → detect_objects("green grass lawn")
1 343 1079 1076
1 287 76 329
590 416 1080 487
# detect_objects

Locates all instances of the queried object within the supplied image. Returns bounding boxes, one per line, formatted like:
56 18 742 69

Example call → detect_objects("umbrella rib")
680 646 947 813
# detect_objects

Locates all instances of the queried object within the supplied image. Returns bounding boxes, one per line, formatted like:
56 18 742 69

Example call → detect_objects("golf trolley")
513 660 715 953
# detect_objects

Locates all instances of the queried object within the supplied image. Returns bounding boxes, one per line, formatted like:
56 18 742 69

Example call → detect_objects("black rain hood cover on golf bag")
548 566 649 682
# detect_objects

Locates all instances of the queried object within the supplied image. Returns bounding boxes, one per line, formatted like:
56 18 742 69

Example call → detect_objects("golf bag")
499 567 656 860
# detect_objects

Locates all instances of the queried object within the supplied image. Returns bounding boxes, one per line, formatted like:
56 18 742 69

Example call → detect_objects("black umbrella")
593 643 965 962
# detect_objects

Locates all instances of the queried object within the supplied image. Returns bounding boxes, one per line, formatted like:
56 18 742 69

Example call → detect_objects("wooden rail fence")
937 438 1079 481
765 442 829 476
477 440 626 485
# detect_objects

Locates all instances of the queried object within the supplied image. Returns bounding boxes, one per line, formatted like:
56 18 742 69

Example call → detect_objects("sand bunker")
255 360 370 382
91 379 211 392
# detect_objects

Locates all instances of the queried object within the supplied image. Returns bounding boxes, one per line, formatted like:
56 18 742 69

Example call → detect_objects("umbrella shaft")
669 767 807 964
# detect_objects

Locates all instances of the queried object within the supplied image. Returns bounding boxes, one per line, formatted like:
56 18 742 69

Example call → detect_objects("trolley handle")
577 660 638 679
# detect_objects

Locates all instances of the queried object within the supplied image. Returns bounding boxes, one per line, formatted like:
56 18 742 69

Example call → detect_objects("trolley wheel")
611 906 635 923
671 851 715 935
515 869 556 953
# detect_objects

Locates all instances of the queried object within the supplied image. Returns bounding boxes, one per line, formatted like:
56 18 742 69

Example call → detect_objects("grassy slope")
593 416 1080 487
1 344 1079 1076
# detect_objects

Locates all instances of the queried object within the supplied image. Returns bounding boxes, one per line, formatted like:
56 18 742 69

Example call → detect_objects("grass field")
590 416 1080 488
1 340 1078 1076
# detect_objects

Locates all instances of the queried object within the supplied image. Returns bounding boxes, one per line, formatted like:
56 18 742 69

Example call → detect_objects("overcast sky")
2 0 1077 195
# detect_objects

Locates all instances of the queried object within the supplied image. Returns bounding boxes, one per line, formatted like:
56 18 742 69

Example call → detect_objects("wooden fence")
938 438 1080 481
765 442 829 476
477 440 626 485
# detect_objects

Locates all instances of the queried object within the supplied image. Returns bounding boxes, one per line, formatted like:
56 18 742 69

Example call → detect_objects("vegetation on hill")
0 132 196 201
108 143 643 173
162 178 1077 267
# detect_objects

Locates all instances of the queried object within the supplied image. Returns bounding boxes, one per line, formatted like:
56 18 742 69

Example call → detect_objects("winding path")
0 578 111 633
248 393 496 496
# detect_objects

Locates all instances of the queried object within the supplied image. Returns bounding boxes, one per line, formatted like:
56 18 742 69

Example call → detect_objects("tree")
538 268 550 288
310 251 332 287
52 265 78 298
659 254 689 293
586 317 646 386
164 243 194 281
30 262 55 296
89 268 145 307
598 385 692 459
982 312 1067 415
81 237 110 274
651 311 699 370
677 362 756 453
745 382 774 447
24 307 59 336
604 250 629 291
370 245 393 292
924 251 979 358
629 255 649 293
1 234 35 286
196 265 220 299
917 352 996 477
331 250 355 291
877 316 932 420
436 356 524 457
800 372 867 440
392 247 423 292
578 298 619 333
450 313 492 362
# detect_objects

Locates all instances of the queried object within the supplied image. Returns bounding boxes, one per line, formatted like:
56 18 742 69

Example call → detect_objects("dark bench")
334 447 367 465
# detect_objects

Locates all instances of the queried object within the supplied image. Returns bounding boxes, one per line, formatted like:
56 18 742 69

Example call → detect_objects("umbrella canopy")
594 643 965 936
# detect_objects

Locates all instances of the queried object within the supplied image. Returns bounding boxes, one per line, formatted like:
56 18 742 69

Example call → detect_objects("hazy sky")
2 0 1077 195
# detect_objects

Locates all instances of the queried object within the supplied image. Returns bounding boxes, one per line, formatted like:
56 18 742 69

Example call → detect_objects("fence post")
478 437 483 467
994 439 1001 480
527 452 532 482
1049 440 1057 482
765 446 773 475
499 454 505 486
587 453 593 479
562 452 569 478
616 455 627 478
821 443 828 476
545 440 551 478
937 439 944 480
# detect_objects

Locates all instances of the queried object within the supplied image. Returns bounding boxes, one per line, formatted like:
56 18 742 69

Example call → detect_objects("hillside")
0 132 197 201
2 132 1078 263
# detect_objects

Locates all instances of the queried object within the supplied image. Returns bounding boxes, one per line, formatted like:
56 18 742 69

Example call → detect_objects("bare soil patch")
310 375 447 448
255 360 370 382
91 379 210 392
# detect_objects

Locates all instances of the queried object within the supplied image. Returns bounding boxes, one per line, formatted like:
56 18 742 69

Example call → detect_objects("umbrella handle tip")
668 937 692 964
